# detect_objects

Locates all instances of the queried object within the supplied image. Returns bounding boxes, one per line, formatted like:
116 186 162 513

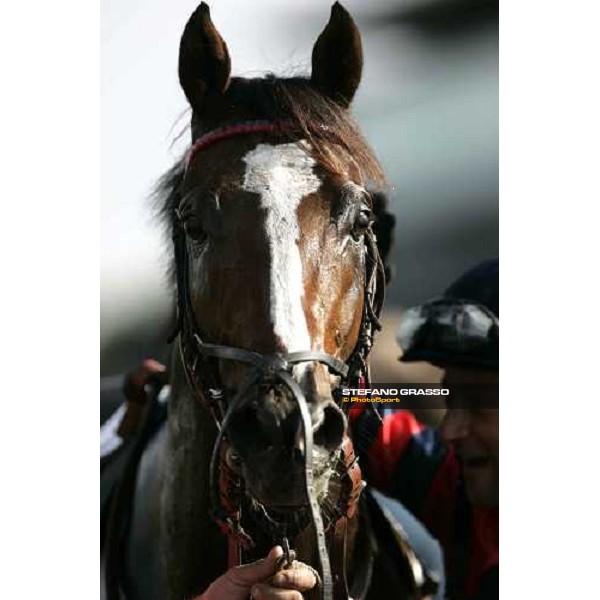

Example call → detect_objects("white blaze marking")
242 142 321 352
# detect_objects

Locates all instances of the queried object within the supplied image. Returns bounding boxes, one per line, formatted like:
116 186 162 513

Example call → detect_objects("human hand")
195 546 318 600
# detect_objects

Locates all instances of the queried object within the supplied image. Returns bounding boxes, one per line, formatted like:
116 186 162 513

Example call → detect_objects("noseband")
170 121 385 600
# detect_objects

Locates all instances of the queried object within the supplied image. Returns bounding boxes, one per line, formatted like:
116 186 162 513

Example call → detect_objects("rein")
172 120 385 600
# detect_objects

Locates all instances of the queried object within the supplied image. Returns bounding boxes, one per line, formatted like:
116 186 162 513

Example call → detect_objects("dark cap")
444 258 498 319
397 259 499 370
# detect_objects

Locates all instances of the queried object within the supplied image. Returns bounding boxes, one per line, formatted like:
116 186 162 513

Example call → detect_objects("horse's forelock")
225 76 386 187
151 75 389 280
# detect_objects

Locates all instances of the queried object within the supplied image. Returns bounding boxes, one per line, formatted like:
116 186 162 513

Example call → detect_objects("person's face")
439 367 499 507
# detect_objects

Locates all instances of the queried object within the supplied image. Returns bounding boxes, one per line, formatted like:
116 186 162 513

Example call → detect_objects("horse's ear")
178 3 231 113
311 2 363 107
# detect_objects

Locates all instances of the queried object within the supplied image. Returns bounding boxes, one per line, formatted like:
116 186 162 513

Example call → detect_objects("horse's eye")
181 215 205 242
177 193 210 242
352 206 373 238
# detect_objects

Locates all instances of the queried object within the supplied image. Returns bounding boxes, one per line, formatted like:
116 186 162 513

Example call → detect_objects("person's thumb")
228 546 283 587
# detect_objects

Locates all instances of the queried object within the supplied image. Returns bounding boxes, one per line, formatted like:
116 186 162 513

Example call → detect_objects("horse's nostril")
313 402 346 451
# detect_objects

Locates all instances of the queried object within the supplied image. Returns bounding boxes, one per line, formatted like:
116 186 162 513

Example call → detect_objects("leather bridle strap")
171 119 387 600
185 120 296 173
285 351 349 379
173 212 381 600
208 364 334 600
192 338 349 380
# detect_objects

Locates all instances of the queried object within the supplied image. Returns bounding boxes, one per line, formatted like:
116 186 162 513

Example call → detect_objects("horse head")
160 1 395 523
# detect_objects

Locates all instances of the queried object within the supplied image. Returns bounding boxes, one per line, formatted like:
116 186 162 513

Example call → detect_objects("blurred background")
101 0 498 416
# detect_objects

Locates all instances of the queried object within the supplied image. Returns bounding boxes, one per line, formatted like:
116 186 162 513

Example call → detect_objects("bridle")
169 120 386 600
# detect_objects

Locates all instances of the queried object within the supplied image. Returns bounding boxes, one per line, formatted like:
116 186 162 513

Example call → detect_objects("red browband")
185 120 296 172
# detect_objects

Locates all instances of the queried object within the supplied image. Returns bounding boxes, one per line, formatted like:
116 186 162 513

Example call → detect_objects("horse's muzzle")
227 383 347 459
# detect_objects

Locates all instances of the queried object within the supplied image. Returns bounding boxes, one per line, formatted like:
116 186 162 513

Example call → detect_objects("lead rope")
276 371 333 600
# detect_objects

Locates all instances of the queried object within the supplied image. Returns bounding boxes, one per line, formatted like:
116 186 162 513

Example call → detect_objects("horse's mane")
153 75 393 278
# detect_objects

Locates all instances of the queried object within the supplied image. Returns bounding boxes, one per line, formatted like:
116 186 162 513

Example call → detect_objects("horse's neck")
162 353 227 600
124 425 169 600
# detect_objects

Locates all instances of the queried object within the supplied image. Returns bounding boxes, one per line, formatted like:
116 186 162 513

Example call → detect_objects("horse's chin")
243 471 308 508
242 449 337 509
